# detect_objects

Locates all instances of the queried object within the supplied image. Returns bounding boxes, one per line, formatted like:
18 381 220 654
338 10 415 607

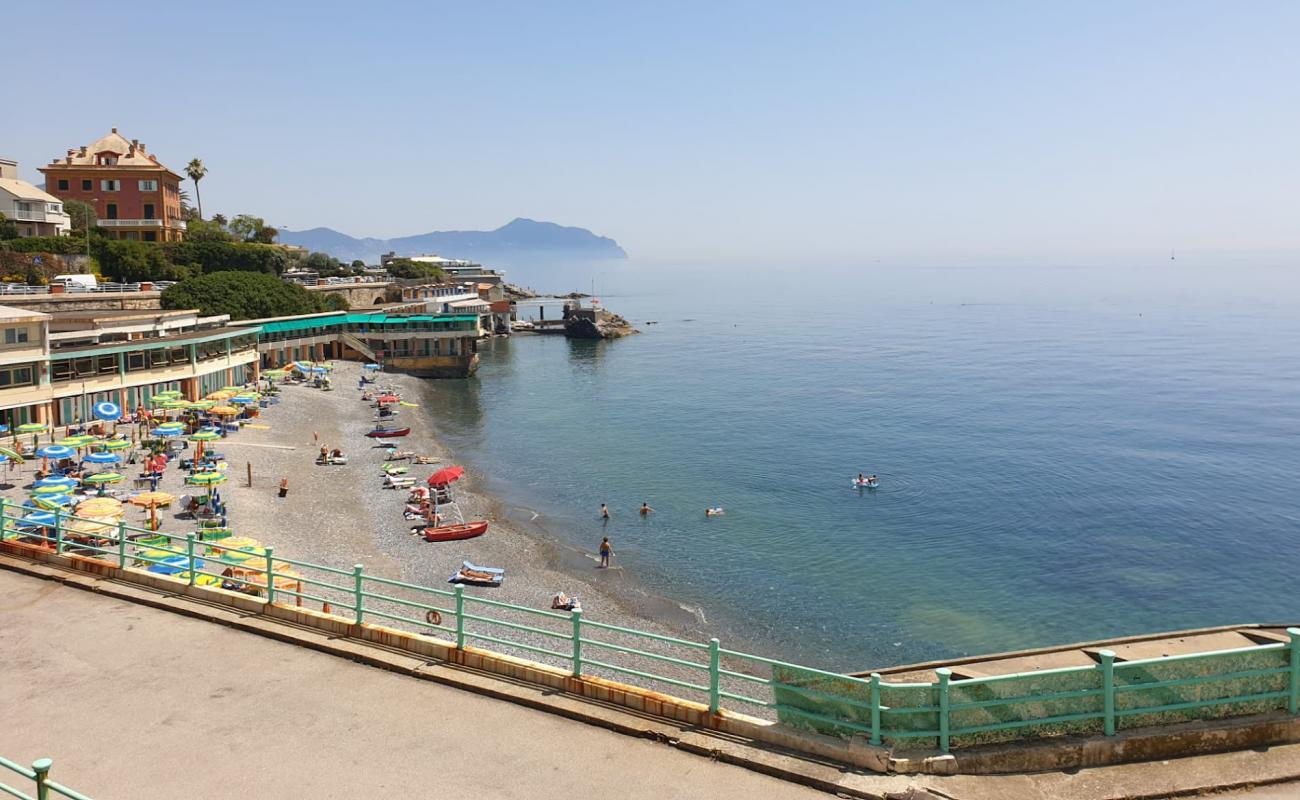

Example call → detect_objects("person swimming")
705 507 724 516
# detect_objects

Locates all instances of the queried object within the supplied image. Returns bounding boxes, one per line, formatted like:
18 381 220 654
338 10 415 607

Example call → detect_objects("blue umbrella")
83 451 121 465
93 401 122 422
230 396 256 404
152 427 184 438
15 511 57 528
34 475 78 489
363 363 380 370
36 445 75 459
0 424 9 433
145 555 202 576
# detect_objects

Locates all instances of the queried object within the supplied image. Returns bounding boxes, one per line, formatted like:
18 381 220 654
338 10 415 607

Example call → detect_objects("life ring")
425 609 443 626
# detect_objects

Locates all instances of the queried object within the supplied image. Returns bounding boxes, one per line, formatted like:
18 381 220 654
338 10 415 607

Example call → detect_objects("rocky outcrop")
502 283 538 299
564 312 638 340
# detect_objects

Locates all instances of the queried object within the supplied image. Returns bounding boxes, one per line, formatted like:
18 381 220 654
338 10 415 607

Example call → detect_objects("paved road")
0 570 819 799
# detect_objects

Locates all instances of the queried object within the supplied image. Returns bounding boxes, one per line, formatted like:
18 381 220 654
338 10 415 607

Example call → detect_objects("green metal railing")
0 755 94 800
4 497 1299 754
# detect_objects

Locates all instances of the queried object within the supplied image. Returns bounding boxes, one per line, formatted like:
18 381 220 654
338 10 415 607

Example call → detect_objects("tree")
211 213 229 228
96 240 187 283
383 258 445 282
183 218 235 242
63 200 97 233
185 159 208 219
165 240 289 275
161 271 330 319
321 293 350 311
0 215 17 241
228 214 276 243
350 259 366 270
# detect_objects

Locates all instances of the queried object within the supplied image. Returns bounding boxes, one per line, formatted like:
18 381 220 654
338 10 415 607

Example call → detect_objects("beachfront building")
379 252 505 286
0 159 73 237
39 129 186 242
0 304 258 429
250 311 481 378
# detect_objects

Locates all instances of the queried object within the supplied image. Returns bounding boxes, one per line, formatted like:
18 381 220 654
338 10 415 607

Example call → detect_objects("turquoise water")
420 264 1300 670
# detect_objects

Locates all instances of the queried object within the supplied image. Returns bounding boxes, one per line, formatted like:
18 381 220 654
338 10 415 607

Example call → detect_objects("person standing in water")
599 537 613 568
639 502 654 515
600 503 610 520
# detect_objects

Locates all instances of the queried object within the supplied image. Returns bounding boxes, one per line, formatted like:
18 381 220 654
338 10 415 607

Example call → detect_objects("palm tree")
185 159 208 220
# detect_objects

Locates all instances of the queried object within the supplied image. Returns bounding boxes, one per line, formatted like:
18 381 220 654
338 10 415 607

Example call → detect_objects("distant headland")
279 218 628 266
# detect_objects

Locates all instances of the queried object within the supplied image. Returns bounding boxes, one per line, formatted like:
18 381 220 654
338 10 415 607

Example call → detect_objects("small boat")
365 427 411 438
448 560 503 586
421 521 488 543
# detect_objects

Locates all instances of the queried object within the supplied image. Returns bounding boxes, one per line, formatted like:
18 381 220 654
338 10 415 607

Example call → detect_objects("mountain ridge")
279 218 627 266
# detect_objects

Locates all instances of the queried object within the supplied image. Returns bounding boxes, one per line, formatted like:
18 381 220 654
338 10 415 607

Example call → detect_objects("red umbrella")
377 394 400 404
427 466 465 487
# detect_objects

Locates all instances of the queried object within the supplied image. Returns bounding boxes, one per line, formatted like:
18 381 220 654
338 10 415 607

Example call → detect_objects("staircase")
338 331 379 363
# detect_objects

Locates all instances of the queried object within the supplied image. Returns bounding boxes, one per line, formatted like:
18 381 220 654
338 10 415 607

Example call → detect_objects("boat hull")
421 521 489 542
365 427 411 438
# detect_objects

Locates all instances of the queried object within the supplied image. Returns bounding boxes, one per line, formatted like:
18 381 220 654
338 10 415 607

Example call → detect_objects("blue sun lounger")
448 561 504 587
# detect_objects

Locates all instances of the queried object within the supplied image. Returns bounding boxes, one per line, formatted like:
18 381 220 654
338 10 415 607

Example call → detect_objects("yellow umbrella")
209 406 240 417
64 516 120 538
75 497 124 518
206 391 234 401
127 491 175 531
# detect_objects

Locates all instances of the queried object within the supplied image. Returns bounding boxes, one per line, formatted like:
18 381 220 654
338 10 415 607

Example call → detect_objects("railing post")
31 757 51 800
454 585 465 649
117 520 127 568
352 564 364 624
264 546 275 606
708 638 721 714
937 667 952 753
1100 648 1116 735
1288 629 1300 714
870 672 883 746
185 533 196 586
571 608 583 677
0 498 8 541
53 508 64 554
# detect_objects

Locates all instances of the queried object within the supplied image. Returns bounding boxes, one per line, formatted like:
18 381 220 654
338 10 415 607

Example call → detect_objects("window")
0 367 33 388
57 179 69 191
143 231 157 242
143 203 155 220
48 203 61 213
97 355 117 375
81 179 92 191
149 349 168 367
138 180 158 192
127 352 146 371
106 204 118 220
100 179 120 191
98 155 118 165
3 327 30 345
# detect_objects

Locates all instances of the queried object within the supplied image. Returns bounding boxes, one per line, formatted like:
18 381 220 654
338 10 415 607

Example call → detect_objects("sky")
7 1 1300 265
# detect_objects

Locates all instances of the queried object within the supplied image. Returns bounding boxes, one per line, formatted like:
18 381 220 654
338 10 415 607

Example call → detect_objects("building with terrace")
0 159 72 237
39 129 186 242
250 311 481 378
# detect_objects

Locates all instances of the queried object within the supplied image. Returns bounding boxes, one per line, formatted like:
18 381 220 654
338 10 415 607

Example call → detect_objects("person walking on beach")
599 537 613 568
600 503 610 520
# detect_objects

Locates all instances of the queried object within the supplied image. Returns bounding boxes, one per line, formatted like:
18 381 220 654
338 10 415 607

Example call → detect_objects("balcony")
98 219 185 230
9 208 66 223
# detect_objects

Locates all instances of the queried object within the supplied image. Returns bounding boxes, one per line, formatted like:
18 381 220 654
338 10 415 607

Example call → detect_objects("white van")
49 274 98 290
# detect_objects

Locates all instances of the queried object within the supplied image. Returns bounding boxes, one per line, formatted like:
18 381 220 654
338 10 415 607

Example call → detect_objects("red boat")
365 427 411 438
421 521 488 542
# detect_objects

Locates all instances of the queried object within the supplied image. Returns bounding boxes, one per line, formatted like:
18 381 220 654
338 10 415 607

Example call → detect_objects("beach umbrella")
93 401 122 422
16 511 56 528
186 472 227 487
206 390 234 401
32 494 74 510
36 445 75 460
363 363 380 371
0 424 8 433
187 400 215 411
55 436 96 449
96 439 132 452
0 445 24 463
139 550 196 576
176 571 222 587
31 484 73 497
377 394 400 404
230 395 257 405
128 491 174 531
76 497 124 518
427 466 465 487
189 431 221 442
262 369 288 379
152 426 184 438
82 472 124 496
155 390 183 400
209 406 240 417
83 451 121 465
16 423 47 434
34 475 78 489
64 515 120 539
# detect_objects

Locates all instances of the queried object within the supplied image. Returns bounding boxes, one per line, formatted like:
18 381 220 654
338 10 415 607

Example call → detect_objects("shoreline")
222 361 712 648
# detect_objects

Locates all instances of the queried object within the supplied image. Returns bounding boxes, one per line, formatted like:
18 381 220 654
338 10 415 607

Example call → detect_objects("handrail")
0 756 95 800
5 497 1300 754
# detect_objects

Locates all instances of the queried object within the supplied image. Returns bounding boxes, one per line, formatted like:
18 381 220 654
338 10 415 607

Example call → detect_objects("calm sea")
419 263 1300 671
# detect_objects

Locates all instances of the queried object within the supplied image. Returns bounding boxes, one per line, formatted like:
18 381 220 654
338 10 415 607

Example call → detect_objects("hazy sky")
8 1 1299 265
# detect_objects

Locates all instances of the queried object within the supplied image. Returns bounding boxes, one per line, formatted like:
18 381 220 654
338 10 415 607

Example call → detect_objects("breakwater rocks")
564 311 638 339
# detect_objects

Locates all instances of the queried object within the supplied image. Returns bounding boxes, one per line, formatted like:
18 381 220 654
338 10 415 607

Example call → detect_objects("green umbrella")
16 423 47 434
31 485 72 497
189 431 221 442
97 439 132 452
185 472 227 487
187 400 215 410
82 472 124 485
0 446 24 462
155 390 183 399
56 436 97 448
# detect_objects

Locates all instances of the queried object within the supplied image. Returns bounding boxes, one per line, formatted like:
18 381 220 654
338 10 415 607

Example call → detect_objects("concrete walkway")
0 569 823 800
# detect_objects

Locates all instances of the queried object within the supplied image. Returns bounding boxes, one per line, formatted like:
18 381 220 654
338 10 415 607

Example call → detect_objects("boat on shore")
366 426 411 438
420 521 489 542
